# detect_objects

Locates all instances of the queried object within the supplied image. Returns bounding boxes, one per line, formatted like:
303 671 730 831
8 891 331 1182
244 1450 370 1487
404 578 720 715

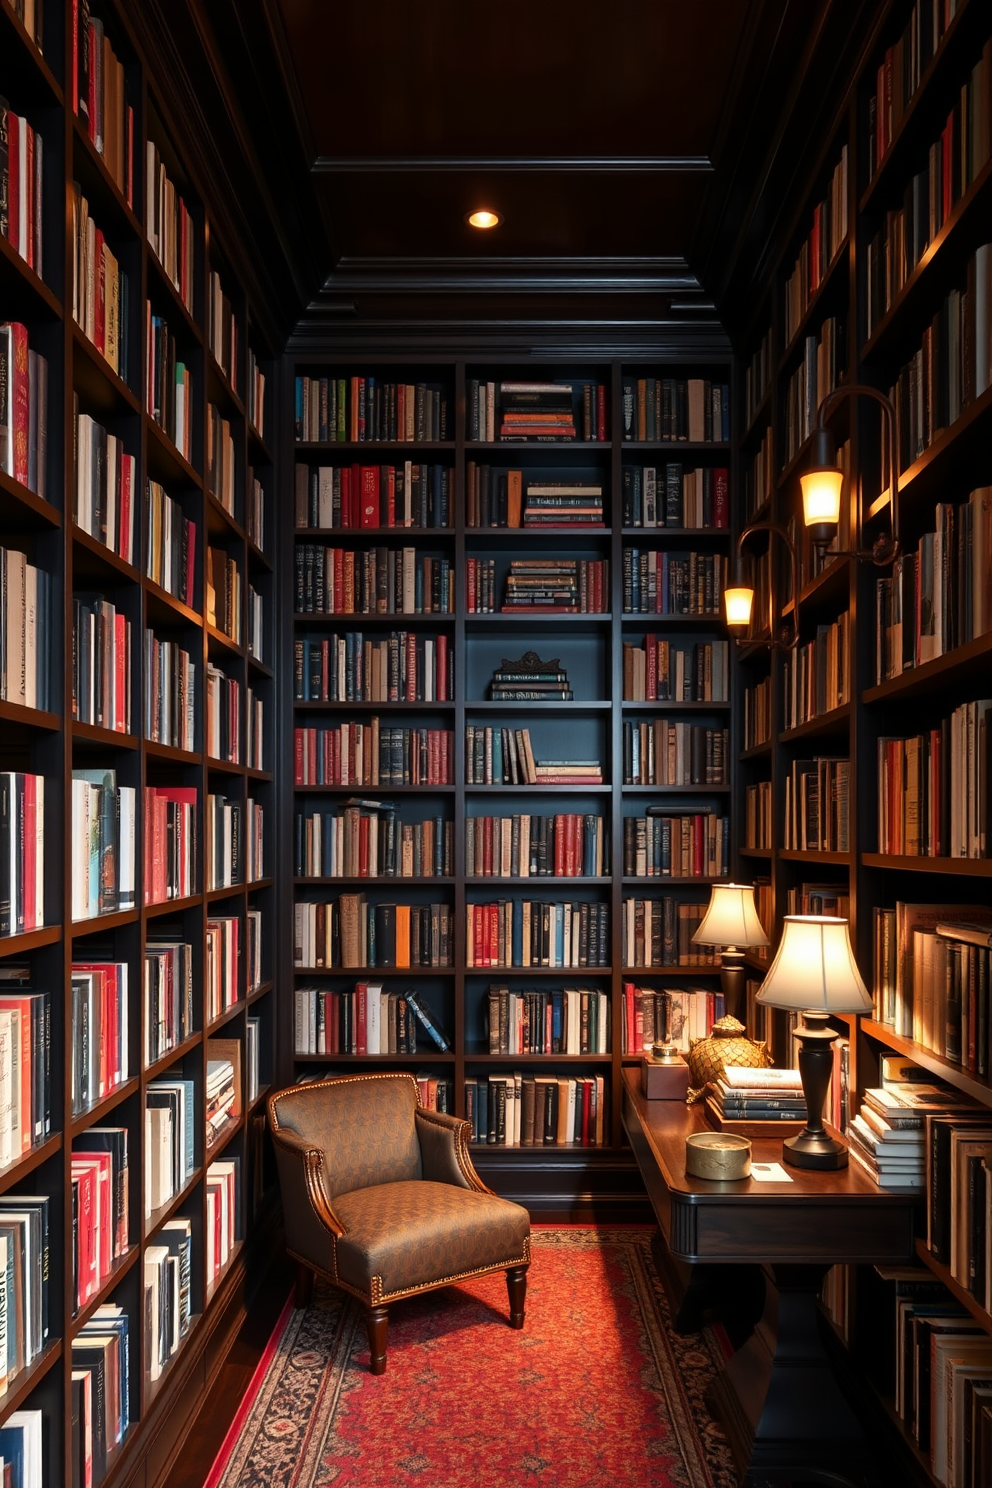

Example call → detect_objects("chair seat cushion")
333 1180 530 1299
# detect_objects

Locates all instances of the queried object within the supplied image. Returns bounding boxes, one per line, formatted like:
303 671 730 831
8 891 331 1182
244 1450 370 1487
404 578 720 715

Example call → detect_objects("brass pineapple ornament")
685 1015 771 1104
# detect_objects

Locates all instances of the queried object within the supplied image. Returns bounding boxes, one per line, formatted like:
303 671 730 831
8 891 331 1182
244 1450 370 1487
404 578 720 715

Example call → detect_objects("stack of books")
501 558 608 612
206 1057 237 1145
490 658 573 701
848 1081 972 1190
499 382 576 441
710 1066 806 1122
523 482 603 526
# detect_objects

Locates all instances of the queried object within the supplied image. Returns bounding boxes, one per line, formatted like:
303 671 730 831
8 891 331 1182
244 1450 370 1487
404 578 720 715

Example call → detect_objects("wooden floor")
162 1253 295 1488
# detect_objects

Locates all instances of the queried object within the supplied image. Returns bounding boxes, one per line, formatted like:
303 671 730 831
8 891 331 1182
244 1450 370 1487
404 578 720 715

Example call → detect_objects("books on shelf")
145 479 196 605
0 984 49 1160
4 0 43 46
621 901 719 969
783 757 850 852
744 426 774 520
206 793 242 891
247 686 263 771
145 307 192 461
143 937 193 1066
145 141 194 312
623 719 727 785
145 1077 195 1214
465 900 609 970
294 721 453 786
295 375 450 443
489 654 571 702
294 544 454 616
0 547 50 710
207 404 236 515
746 781 773 849
73 9 134 205
247 908 262 993
522 483 604 527
0 1409 42 1487
0 1192 50 1383
783 316 843 464
872 903 992 1050
247 583 263 664
294 804 452 879
295 460 451 529
205 546 241 642
496 558 608 614
247 1018 260 1104
205 664 239 763
144 1215 192 1382
1 103 43 274
877 699 991 858
248 466 265 551
463 725 601 786
71 1306 130 1484
206 1159 240 1284
622 638 728 701
247 348 265 436
622 547 727 615
465 466 602 528
744 329 772 427
295 982 450 1056
207 272 237 390
206 1046 238 1147
621 377 729 442
72 593 131 730
467 813 607 879
468 380 605 443
465 1073 607 1147
0 322 47 496
0 772 44 935
144 632 195 751
72 1126 129 1311
622 811 730 878
70 769 136 919
290 629 451 703
622 463 729 529
71 186 129 379
143 786 197 904
744 677 772 749
246 797 263 883
782 613 850 728
868 10 988 179
71 961 128 1114
294 895 453 970
783 147 848 342
74 407 136 564
486 984 608 1055
787 881 849 917
206 916 239 1022
621 984 725 1052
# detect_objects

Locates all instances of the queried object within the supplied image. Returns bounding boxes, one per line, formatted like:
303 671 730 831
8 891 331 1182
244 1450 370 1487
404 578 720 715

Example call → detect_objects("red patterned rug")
204 1227 737 1488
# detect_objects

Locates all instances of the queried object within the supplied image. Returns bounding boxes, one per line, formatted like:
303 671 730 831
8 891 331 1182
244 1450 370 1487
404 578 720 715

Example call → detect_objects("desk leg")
707 1264 881 1488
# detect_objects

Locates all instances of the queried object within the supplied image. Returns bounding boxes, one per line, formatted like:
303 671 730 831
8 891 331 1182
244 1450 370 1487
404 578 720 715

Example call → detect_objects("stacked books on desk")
847 1081 972 1191
711 1066 806 1121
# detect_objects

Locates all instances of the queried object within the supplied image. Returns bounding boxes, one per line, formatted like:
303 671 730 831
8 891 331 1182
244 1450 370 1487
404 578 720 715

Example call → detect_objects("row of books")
207 271 237 391
247 349 265 437
743 426 774 520
466 900 610 970
293 723 454 786
247 582 263 664
205 665 240 763
294 461 452 530
464 726 600 786
2 546 51 710
71 186 128 378
0 1191 49 1387
70 962 127 1116
205 545 241 642
294 544 454 615
873 905 992 1055
781 613 850 729
293 897 454 970
143 784 196 904
877 699 990 858
145 140 194 312
207 404 236 515
72 592 131 731
0 1412 41 1488
621 638 729 702
74 407 136 565
72 1126 129 1311
744 329 772 429
144 1216 193 1384
70 769 135 920
501 558 607 614
874 488 992 683
144 938 193 1066
205 793 264 891
294 983 449 1056
74 7 134 206
621 378 730 443
621 461 729 529
620 902 719 971
73 1306 130 1486
289 630 453 703
146 479 196 606
465 1073 607 1147
294 806 453 879
782 315 843 464
0 985 49 1160
206 1157 240 1283
745 781 773 850
621 812 731 879
145 1076 195 1214
744 677 772 750
486 985 608 1056
622 720 728 786
783 146 848 342
0 102 43 276
782 756 851 853
294 375 451 443
145 307 192 462
867 0 955 178
891 244 992 471
620 984 724 1054
205 915 241 1022
622 548 727 615
469 380 605 444
145 632 196 751
0 322 48 495
0 772 44 935
466 813 607 879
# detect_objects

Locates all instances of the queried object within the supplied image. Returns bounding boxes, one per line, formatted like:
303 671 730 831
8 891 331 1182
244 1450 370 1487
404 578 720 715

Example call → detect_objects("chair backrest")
269 1072 423 1199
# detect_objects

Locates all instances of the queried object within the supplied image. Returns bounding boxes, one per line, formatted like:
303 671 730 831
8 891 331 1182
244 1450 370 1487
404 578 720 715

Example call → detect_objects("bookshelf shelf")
70 114 142 237
70 909 141 937
895 382 992 505
465 1053 613 1065
0 230 63 316
69 1079 142 1140
790 555 850 614
146 415 203 488
739 844 775 858
293 1052 457 1065
778 703 852 743
292 966 452 978
146 243 203 345
776 244 849 375
621 700 732 712
912 1239 992 1340
778 849 852 866
619 441 725 454
294 876 456 886
464 784 611 796
863 632 992 705
467 526 609 539
204 1238 246 1311
622 876 730 887
0 469 63 526
144 1035 203 1083
861 853 992 876
0 699 61 731
0 4 62 99
144 893 204 919
72 321 142 416
206 492 247 543
0 1341 63 1421
860 1021 992 1106
296 441 456 455
206 1003 247 1035
145 1167 204 1243
142 1311 205 1412
462 966 614 978
144 741 203 767
466 876 610 887
71 1248 142 1333
206 1112 244 1162
740 742 772 761
71 721 141 751
622 783 731 794
742 385 772 445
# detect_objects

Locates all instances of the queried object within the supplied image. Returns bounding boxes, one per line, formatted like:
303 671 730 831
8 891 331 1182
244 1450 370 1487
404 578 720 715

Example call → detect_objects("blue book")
511 900 523 966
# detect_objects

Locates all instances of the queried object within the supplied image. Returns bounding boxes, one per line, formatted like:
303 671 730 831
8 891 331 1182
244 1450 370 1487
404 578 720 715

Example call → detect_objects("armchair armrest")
415 1107 492 1192
270 1125 345 1269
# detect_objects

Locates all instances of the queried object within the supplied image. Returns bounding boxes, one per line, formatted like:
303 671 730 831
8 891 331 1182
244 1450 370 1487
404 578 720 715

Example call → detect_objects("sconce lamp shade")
755 916 873 1014
800 466 844 529
692 884 770 949
724 586 754 628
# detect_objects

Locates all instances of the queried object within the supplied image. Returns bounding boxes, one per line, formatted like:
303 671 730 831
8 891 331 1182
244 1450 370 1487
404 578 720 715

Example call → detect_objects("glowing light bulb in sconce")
724 585 754 630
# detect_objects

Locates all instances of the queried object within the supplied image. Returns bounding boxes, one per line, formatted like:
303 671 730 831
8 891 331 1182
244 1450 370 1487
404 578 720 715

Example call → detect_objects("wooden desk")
622 1068 917 1488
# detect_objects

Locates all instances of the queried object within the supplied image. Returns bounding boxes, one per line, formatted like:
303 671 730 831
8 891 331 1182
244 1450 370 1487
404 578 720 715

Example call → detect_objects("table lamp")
691 884 770 1023
755 916 873 1169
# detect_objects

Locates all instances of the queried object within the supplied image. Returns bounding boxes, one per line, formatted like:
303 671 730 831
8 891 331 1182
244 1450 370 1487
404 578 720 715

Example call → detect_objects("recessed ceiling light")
467 209 501 229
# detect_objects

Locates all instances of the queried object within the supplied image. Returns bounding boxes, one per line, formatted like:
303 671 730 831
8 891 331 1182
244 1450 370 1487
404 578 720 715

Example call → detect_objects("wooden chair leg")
366 1305 389 1374
506 1264 528 1329
295 1262 314 1308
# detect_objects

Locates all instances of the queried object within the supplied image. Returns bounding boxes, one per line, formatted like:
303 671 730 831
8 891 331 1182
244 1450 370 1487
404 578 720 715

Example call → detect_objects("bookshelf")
0 1 280 1482
731 0 992 1482
284 357 734 1196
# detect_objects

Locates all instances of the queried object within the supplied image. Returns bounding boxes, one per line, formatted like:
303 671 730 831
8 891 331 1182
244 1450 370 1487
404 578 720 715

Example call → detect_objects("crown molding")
318 257 704 296
313 155 714 175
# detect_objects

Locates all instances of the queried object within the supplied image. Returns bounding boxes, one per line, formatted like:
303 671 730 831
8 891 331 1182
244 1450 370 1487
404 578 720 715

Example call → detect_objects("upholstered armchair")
268 1072 531 1374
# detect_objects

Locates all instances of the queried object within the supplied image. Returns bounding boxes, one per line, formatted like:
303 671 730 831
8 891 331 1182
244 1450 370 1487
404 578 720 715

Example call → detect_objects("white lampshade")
755 916 873 1014
800 467 844 528
724 586 754 628
692 883 770 949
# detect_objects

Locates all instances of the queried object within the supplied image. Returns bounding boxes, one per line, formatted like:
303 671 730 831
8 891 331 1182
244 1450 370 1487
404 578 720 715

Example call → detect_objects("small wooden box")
641 1054 690 1100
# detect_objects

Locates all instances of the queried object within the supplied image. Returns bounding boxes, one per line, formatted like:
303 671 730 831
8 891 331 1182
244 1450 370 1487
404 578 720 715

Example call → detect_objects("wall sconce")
800 384 900 565
723 521 799 650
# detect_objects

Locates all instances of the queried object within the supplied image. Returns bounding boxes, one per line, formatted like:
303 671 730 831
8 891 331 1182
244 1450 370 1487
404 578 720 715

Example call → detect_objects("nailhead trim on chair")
288 1237 532 1309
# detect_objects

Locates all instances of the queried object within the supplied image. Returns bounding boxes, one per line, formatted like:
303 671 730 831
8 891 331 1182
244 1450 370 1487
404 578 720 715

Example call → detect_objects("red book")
358 813 369 877
8 321 31 487
22 772 36 930
356 982 367 1053
713 468 729 527
489 903 499 966
554 819 565 877
596 383 607 441
127 105 134 208
7 111 19 256
405 632 417 702
94 228 106 354
71 1162 96 1305
114 612 127 730
87 22 98 143
580 1079 592 1145
693 815 704 875
436 633 448 700
646 634 658 700
332 546 344 614
24 121 35 271
360 466 379 526
473 906 484 967
386 465 396 526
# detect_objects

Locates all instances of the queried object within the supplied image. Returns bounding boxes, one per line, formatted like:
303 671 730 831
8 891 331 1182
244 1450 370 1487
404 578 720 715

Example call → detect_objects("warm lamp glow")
467 209 501 229
756 916 873 1014
724 586 754 628
800 467 844 528
692 884 769 949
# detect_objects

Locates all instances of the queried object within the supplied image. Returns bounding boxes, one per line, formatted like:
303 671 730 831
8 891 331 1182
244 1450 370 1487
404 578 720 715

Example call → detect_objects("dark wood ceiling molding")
313 156 715 174
288 318 732 358
319 256 702 296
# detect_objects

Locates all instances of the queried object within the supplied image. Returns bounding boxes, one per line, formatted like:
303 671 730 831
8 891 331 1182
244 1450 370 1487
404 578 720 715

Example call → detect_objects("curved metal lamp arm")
735 520 800 651
813 382 900 560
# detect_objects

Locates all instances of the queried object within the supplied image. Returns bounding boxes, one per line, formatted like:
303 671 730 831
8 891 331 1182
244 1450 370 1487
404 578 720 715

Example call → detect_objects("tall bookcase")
283 354 735 1208
0 1 279 1483
731 0 992 1482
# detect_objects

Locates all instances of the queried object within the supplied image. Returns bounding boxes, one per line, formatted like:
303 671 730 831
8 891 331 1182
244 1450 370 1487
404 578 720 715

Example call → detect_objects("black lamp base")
782 1011 848 1171
718 949 745 1024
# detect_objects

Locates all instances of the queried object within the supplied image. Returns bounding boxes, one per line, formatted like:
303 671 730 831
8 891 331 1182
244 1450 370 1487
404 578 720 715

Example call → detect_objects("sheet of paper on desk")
750 1162 793 1183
